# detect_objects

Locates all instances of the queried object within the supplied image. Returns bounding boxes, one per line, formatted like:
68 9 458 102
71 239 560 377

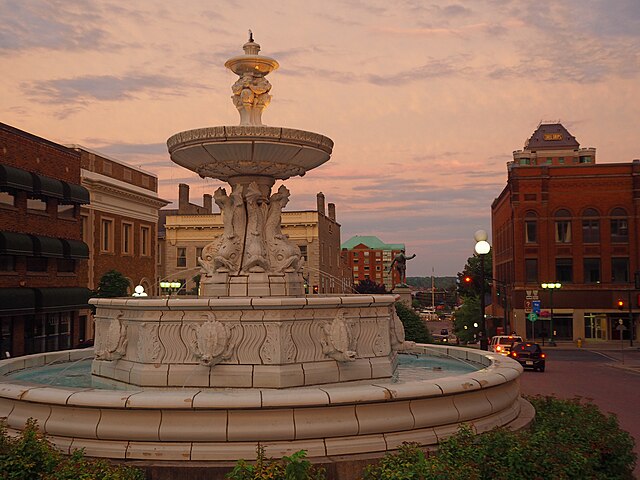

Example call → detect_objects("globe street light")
541 282 561 346
474 230 491 350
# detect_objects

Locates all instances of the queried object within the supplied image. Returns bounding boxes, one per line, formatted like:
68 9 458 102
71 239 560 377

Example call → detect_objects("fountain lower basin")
0 344 530 462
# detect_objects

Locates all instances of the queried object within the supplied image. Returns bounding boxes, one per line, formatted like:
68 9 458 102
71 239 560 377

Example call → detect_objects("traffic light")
617 299 624 310
313 285 319 294
463 275 473 285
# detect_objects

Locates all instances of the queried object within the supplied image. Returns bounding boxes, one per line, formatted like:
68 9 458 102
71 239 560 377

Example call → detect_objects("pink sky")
1 0 639 276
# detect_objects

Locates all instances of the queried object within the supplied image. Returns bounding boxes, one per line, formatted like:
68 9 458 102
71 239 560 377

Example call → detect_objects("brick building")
491 123 638 343
0 123 90 357
159 185 349 294
68 146 169 295
341 235 405 291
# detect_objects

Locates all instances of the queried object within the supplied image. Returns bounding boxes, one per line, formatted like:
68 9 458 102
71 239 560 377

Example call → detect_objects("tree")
354 278 387 294
453 296 481 343
95 270 130 298
394 302 432 343
456 250 492 299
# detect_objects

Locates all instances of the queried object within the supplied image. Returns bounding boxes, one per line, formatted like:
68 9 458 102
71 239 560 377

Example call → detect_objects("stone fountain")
0 35 532 479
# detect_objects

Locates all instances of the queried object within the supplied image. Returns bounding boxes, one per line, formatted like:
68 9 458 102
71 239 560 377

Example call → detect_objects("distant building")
159 186 349 294
341 235 405 291
0 123 91 357
67 146 169 295
492 122 638 343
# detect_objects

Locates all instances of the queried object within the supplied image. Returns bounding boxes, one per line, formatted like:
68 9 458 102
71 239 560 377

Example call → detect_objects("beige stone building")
159 185 350 294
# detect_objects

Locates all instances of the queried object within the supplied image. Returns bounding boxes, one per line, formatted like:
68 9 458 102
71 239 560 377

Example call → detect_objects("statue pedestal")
392 285 412 307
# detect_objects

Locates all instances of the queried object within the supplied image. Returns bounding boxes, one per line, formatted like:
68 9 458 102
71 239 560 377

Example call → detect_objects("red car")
509 342 546 372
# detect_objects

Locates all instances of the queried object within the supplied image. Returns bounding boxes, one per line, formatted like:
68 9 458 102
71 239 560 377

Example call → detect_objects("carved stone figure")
231 72 272 126
191 313 235 367
265 185 303 273
95 312 128 361
137 323 161 363
242 182 269 273
321 310 356 362
390 307 416 351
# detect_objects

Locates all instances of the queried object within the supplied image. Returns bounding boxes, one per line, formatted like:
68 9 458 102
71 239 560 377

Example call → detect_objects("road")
519 348 640 478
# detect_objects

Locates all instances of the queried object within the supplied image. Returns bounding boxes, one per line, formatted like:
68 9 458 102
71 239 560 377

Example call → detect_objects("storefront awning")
31 235 65 258
0 164 33 193
35 287 91 312
62 239 89 259
33 174 65 199
0 231 34 255
62 182 90 204
0 288 36 315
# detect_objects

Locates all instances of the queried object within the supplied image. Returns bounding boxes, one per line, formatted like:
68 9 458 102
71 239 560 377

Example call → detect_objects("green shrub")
362 396 636 480
226 445 326 480
395 302 432 343
0 419 144 480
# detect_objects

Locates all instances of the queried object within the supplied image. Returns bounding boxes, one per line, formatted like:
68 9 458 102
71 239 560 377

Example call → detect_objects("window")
611 258 629 283
610 208 628 243
27 256 48 272
57 258 75 273
27 197 47 212
579 156 592 163
196 247 203 261
364 251 370 257
57 203 75 219
520 158 530 165
177 247 187 267
525 258 538 283
555 258 573 283
101 218 114 252
581 208 600 243
558 157 565 164
546 157 552 164
554 209 572 243
300 245 308 261
0 255 15 272
583 258 600 284
140 226 151 256
525 212 537 243
0 191 15 207
122 222 133 255
81 215 89 242
353 265 359 271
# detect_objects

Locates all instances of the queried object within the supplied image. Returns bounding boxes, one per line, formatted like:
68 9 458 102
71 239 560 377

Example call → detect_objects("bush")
0 419 144 480
395 301 432 343
226 445 326 480
362 396 636 480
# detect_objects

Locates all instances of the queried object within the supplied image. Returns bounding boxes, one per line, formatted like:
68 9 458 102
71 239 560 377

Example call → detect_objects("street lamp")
159 281 182 296
474 230 491 351
541 282 561 346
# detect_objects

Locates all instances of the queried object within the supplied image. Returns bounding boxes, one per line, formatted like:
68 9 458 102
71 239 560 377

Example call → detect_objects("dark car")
440 329 449 336
509 342 546 372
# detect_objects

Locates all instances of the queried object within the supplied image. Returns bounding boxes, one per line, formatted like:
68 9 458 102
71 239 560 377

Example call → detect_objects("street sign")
524 300 532 313
532 300 541 314
527 313 538 323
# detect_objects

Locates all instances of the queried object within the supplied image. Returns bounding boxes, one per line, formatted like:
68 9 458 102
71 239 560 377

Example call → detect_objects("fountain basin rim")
90 294 398 310
0 345 523 409
167 126 334 154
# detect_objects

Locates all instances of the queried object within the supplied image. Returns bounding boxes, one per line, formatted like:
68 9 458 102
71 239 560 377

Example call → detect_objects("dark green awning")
62 239 89 259
0 164 33 192
31 235 65 258
0 288 36 315
62 182 90 204
33 174 65 199
35 287 91 312
0 231 34 255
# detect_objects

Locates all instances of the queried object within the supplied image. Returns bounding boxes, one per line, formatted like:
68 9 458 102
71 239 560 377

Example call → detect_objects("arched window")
524 211 537 243
554 209 572 243
610 208 628 243
582 208 600 244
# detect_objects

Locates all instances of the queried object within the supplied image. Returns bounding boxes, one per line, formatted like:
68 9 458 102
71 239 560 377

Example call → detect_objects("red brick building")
0 123 90 357
492 123 638 343
341 235 406 291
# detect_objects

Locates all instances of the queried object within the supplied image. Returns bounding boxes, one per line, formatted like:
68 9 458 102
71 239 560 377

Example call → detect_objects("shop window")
0 191 15 207
583 258 600 284
26 256 48 272
584 313 605 339
177 247 187 267
555 258 573 283
611 258 629 283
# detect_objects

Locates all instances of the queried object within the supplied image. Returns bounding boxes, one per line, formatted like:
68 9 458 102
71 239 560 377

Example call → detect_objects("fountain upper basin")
167 126 333 181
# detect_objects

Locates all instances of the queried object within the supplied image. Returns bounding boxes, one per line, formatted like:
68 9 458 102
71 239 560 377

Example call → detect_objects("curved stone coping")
90 294 398 310
167 126 334 154
0 345 522 409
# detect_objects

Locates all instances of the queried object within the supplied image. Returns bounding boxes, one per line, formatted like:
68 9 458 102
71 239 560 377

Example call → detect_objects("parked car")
440 329 449 336
488 335 523 355
509 342 546 372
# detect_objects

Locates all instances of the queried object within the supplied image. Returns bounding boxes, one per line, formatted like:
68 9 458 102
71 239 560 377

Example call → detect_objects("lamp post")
474 230 491 351
541 282 561 346
159 281 182 296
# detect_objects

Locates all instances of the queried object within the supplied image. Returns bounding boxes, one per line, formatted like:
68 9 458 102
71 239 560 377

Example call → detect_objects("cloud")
21 73 192 105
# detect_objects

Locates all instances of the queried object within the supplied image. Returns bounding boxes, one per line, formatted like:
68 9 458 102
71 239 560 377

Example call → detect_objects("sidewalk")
549 339 640 351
